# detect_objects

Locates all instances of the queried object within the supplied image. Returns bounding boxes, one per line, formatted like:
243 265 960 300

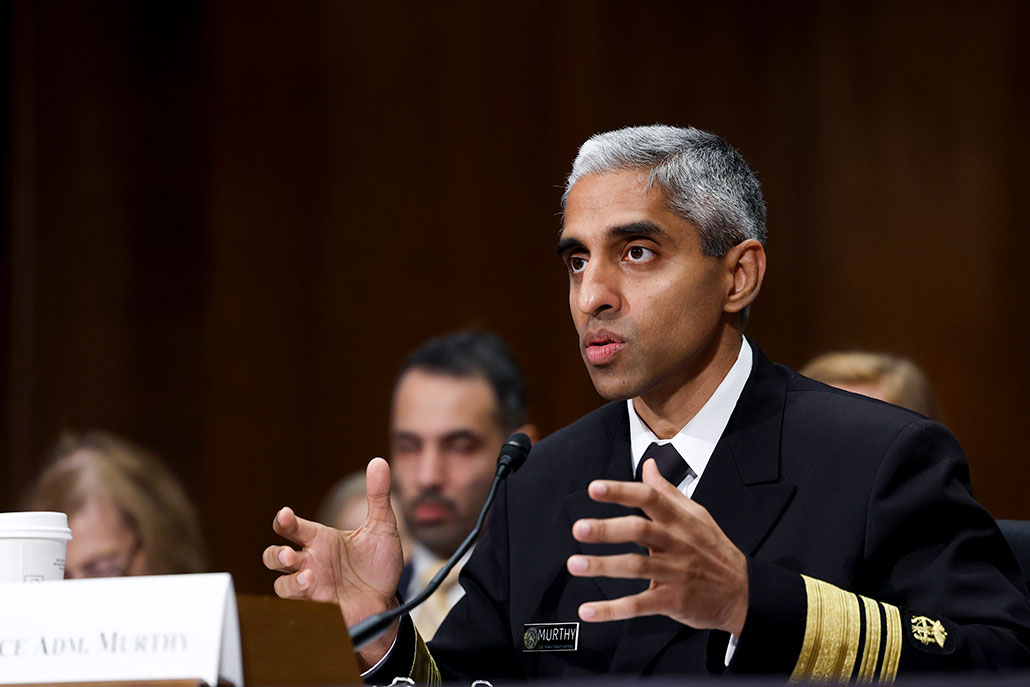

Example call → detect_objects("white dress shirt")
627 336 752 496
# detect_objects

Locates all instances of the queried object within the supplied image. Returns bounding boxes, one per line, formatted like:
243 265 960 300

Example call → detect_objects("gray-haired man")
265 125 1030 683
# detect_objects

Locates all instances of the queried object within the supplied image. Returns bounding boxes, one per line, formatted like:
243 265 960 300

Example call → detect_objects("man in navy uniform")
264 125 1030 683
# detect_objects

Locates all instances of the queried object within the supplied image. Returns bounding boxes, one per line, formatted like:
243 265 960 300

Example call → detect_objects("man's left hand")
566 458 749 636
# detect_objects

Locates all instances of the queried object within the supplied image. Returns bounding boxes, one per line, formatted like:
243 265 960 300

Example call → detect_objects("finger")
272 568 315 600
571 515 673 550
567 552 653 581
578 590 665 623
639 458 686 498
262 544 305 573
272 506 322 545
365 457 397 526
586 476 683 524
639 460 722 532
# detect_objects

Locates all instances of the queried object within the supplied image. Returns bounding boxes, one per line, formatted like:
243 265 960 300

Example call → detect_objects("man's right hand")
262 456 404 669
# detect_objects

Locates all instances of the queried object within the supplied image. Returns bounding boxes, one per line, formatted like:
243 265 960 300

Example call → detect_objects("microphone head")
497 432 532 474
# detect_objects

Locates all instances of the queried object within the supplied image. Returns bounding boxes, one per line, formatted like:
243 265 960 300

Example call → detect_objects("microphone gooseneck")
349 432 532 650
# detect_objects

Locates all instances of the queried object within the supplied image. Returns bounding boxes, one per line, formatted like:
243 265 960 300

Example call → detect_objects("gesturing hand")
566 458 749 636
262 457 404 668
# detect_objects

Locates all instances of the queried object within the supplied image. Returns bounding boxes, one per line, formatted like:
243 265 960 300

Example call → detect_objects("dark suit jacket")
371 344 1030 682
398 563 414 603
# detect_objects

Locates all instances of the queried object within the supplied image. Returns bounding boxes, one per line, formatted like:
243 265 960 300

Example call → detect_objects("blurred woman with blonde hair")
801 351 941 420
23 431 205 579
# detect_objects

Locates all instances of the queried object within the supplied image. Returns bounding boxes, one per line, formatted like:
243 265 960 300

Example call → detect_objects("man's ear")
723 239 766 314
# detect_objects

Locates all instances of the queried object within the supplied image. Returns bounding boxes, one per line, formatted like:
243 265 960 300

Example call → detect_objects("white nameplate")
0 572 242 686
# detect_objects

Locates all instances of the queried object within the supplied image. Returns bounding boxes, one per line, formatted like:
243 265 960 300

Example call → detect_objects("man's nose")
575 261 621 316
415 447 446 488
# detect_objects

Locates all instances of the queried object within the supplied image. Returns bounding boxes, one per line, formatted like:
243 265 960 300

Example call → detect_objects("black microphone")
349 432 532 650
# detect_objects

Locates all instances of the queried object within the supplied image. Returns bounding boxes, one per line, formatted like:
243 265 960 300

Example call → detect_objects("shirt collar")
627 337 753 485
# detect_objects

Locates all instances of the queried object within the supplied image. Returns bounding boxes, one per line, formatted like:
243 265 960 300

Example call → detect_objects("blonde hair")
801 351 940 420
23 431 206 575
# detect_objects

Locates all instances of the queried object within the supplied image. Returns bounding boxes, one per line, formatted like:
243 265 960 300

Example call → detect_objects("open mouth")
583 331 625 365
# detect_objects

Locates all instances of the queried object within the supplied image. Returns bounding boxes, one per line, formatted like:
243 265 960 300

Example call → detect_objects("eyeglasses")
67 537 142 579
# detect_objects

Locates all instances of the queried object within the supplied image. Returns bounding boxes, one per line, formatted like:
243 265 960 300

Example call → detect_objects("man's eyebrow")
556 236 586 256
607 220 670 241
556 220 670 256
390 430 420 442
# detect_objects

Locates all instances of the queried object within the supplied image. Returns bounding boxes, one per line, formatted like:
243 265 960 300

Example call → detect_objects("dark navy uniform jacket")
370 344 1030 683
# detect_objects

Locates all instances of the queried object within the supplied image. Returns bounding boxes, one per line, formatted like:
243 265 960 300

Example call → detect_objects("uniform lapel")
608 342 796 675
563 405 648 603
692 344 796 555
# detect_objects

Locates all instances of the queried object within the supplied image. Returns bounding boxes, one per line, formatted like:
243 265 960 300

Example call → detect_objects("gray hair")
562 125 766 257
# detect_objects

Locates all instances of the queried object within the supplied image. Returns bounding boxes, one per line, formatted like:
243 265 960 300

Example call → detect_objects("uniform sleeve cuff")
361 613 417 684
728 557 807 675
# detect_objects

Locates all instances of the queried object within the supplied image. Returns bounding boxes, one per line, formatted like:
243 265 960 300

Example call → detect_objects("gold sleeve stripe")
790 575 861 683
409 625 442 686
790 575 822 682
856 595 882 683
837 588 861 680
879 602 902 686
790 576 901 685
807 577 837 681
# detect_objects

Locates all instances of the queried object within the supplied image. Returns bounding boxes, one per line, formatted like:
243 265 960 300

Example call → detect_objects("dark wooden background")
3 1 1028 593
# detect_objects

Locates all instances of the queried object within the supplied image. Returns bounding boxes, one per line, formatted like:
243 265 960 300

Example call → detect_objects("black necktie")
635 442 690 486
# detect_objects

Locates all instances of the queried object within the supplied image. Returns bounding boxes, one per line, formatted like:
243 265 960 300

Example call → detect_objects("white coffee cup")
0 511 73 583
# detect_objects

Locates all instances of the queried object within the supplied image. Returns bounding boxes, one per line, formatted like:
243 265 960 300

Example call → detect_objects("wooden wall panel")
3 1 210 510
4 0 1029 592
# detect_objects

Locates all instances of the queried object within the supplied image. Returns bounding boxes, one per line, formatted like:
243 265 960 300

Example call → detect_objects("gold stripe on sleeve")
879 602 902 686
789 575 864 684
856 595 882 684
836 587 862 681
790 575 822 682
809 579 844 680
807 580 840 683
409 625 442 686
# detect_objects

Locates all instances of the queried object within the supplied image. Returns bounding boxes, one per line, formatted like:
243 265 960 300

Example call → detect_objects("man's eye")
626 246 656 263
392 441 419 455
568 256 587 274
448 437 480 454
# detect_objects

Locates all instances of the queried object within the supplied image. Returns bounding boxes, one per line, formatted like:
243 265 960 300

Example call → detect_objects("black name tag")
522 622 579 652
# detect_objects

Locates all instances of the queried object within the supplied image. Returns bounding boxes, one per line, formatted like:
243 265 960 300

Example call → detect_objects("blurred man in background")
385 330 535 639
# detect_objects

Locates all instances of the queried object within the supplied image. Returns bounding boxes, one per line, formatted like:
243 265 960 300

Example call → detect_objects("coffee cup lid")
0 511 73 540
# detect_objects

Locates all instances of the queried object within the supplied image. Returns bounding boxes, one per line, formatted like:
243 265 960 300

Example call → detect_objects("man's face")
559 169 733 402
390 369 505 559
